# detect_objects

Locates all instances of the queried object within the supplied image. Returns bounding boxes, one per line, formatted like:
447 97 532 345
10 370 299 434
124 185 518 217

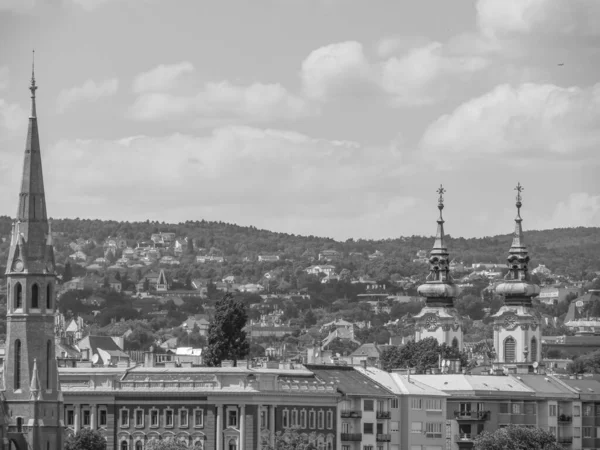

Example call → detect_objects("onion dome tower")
492 183 541 373
414 185 463 350
2 52 64 450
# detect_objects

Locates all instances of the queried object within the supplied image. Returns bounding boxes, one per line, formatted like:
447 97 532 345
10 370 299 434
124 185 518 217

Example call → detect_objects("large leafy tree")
380 337 468 373
204 293 249 366
474 425 564 450
264 430 318 450
65 428 107 450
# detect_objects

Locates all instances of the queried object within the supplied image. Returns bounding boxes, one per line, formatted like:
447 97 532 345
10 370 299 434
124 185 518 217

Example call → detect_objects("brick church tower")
2 56 63 450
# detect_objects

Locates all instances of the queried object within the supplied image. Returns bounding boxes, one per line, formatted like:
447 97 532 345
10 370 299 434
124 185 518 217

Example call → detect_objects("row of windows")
14 339 53 391
121 408 204 429
14 282 53 310
499 403 537 415
411 399 442 411
119 440 203 450
411 422 443 438
282 409 333 430
66 409 108 428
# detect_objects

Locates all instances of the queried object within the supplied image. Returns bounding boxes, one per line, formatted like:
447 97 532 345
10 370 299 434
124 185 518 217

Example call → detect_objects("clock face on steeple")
504 314 517 328
12 260 24 273
425 315 439 330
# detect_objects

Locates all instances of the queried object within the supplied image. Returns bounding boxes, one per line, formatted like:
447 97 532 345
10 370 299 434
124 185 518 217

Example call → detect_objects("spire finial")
515 182 523 204
29 49 37 118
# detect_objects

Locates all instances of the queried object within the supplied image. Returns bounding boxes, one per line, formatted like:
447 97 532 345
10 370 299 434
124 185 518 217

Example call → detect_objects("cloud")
549 193 600 228
301 40 488 106
0 67 8 90
129 81 313 122
0 0 34 12
132 61 194 94
477 0 600 39
420 82 600 164
41 126 415 238
56 78 119 113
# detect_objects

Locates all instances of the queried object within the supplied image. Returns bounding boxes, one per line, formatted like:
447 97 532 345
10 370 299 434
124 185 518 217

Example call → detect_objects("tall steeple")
414 186 463 350
492 183 542 371
2 55 63 450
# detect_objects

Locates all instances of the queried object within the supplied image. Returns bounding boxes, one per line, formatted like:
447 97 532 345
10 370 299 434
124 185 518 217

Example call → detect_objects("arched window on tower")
452 337 459 348
14 339 21 390
504 336 516 363
46 340 52 389
121 441 128 450
135 441 142 450
31 283 39 308
530 337 538 362
15 282 22 309
46 283 52 310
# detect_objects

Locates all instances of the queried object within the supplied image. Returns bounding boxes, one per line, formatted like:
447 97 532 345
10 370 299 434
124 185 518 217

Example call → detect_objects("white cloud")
549 193 600 228
301 40 488 106
132 61 194 94
56 78 119 113
129 81 313 122
420 82 600 163
41 127 415 238
477 0 600 39
0 67 8 90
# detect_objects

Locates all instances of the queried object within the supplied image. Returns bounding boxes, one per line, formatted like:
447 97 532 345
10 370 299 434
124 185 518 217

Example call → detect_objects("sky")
0 0 599 240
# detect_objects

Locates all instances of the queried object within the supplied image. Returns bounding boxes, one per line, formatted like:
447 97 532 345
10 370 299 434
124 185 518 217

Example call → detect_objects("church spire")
6 54 52 274
495 183 540 306
417 185 460 306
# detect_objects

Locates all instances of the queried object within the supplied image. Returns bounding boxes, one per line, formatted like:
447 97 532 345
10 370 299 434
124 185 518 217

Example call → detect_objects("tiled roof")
412 374 535 395
515 374 578 397
306 364 394 397
350 343 381 358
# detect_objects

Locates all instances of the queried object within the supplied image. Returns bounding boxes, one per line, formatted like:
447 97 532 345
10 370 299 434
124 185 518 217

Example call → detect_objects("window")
282 410 289 428
291 410 298 427
135 409 143 427
476 403 485 412
596 405 600 417
309 411 316 428
377 400 384 412
504 336 516 362
583 405 593 416
426 399 442 411
459 403 472 414
180 409 188 427
364 423 374 434
326 411 333 429
83 410 90 427
121 442 128 450
228 409 238 428
411 398 422 410
512 404 521 415
411 422 422 434
14 339 21 390
15 282 22 309
574 427 581 438
524 403 536 415
165 409 174 427
583 427 593 438
574 405 581 417
377 423 383 434
194 409 203 428
425 422 443 438
99 409 107 427
46 340 52 390
150 409 159 427
317 410 324 429
342 446 350 450
46 283 52 309
530 337 537 362
66 410 74 427
391 421 399 432
364 400 374 412
549 405 557 417
300 410 307 428
549 426 556 436
499 404 508 414
342 423 349 433
391 398 399 408
31 284 39 308
120 409 129 427
135 442 143 450
363 447 373 450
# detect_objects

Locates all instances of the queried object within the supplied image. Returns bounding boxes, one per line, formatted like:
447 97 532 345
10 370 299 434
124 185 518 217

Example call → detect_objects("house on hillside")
306 265 335 276
77 335 130 366
258 255 280 262
318 250 339 261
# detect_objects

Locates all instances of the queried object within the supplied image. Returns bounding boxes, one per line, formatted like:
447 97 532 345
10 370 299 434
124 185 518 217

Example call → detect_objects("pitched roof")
306 364 394 397
412 374 535 396
515 374 577 398
350 343 382 358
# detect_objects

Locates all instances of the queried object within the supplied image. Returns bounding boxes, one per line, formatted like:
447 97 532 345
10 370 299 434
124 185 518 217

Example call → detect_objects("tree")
203 293 250 366
474 425 564 450
264 429 318 450
185 273 193 290
65 428 107 450
379 337 468 373
304 309 317 327
145 439 190 450
186 237 194 254
143 277 150 292
63 261 73 283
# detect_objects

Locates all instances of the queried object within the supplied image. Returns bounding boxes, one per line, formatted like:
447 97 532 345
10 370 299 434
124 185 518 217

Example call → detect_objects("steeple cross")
437 184 446 205
515 182 523 203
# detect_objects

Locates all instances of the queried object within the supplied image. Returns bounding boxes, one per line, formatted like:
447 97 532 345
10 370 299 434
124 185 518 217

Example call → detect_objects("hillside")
0 216 597 279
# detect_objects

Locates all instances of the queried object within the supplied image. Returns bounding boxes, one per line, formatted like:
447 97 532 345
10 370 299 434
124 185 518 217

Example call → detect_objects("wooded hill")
0 216 597 278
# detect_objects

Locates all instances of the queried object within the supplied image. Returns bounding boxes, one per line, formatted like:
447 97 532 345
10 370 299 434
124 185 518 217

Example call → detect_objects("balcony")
558 415 572 424
341 433 362 442
376 411 391 419
455 434 476 448
454 411 490 421
341 410 362 419
558 436 573 444
376 434 391 442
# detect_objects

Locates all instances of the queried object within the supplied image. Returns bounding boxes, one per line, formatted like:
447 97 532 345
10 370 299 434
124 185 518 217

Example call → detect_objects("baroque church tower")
414 186 463 350
2 56 63 450
492 184 542 373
